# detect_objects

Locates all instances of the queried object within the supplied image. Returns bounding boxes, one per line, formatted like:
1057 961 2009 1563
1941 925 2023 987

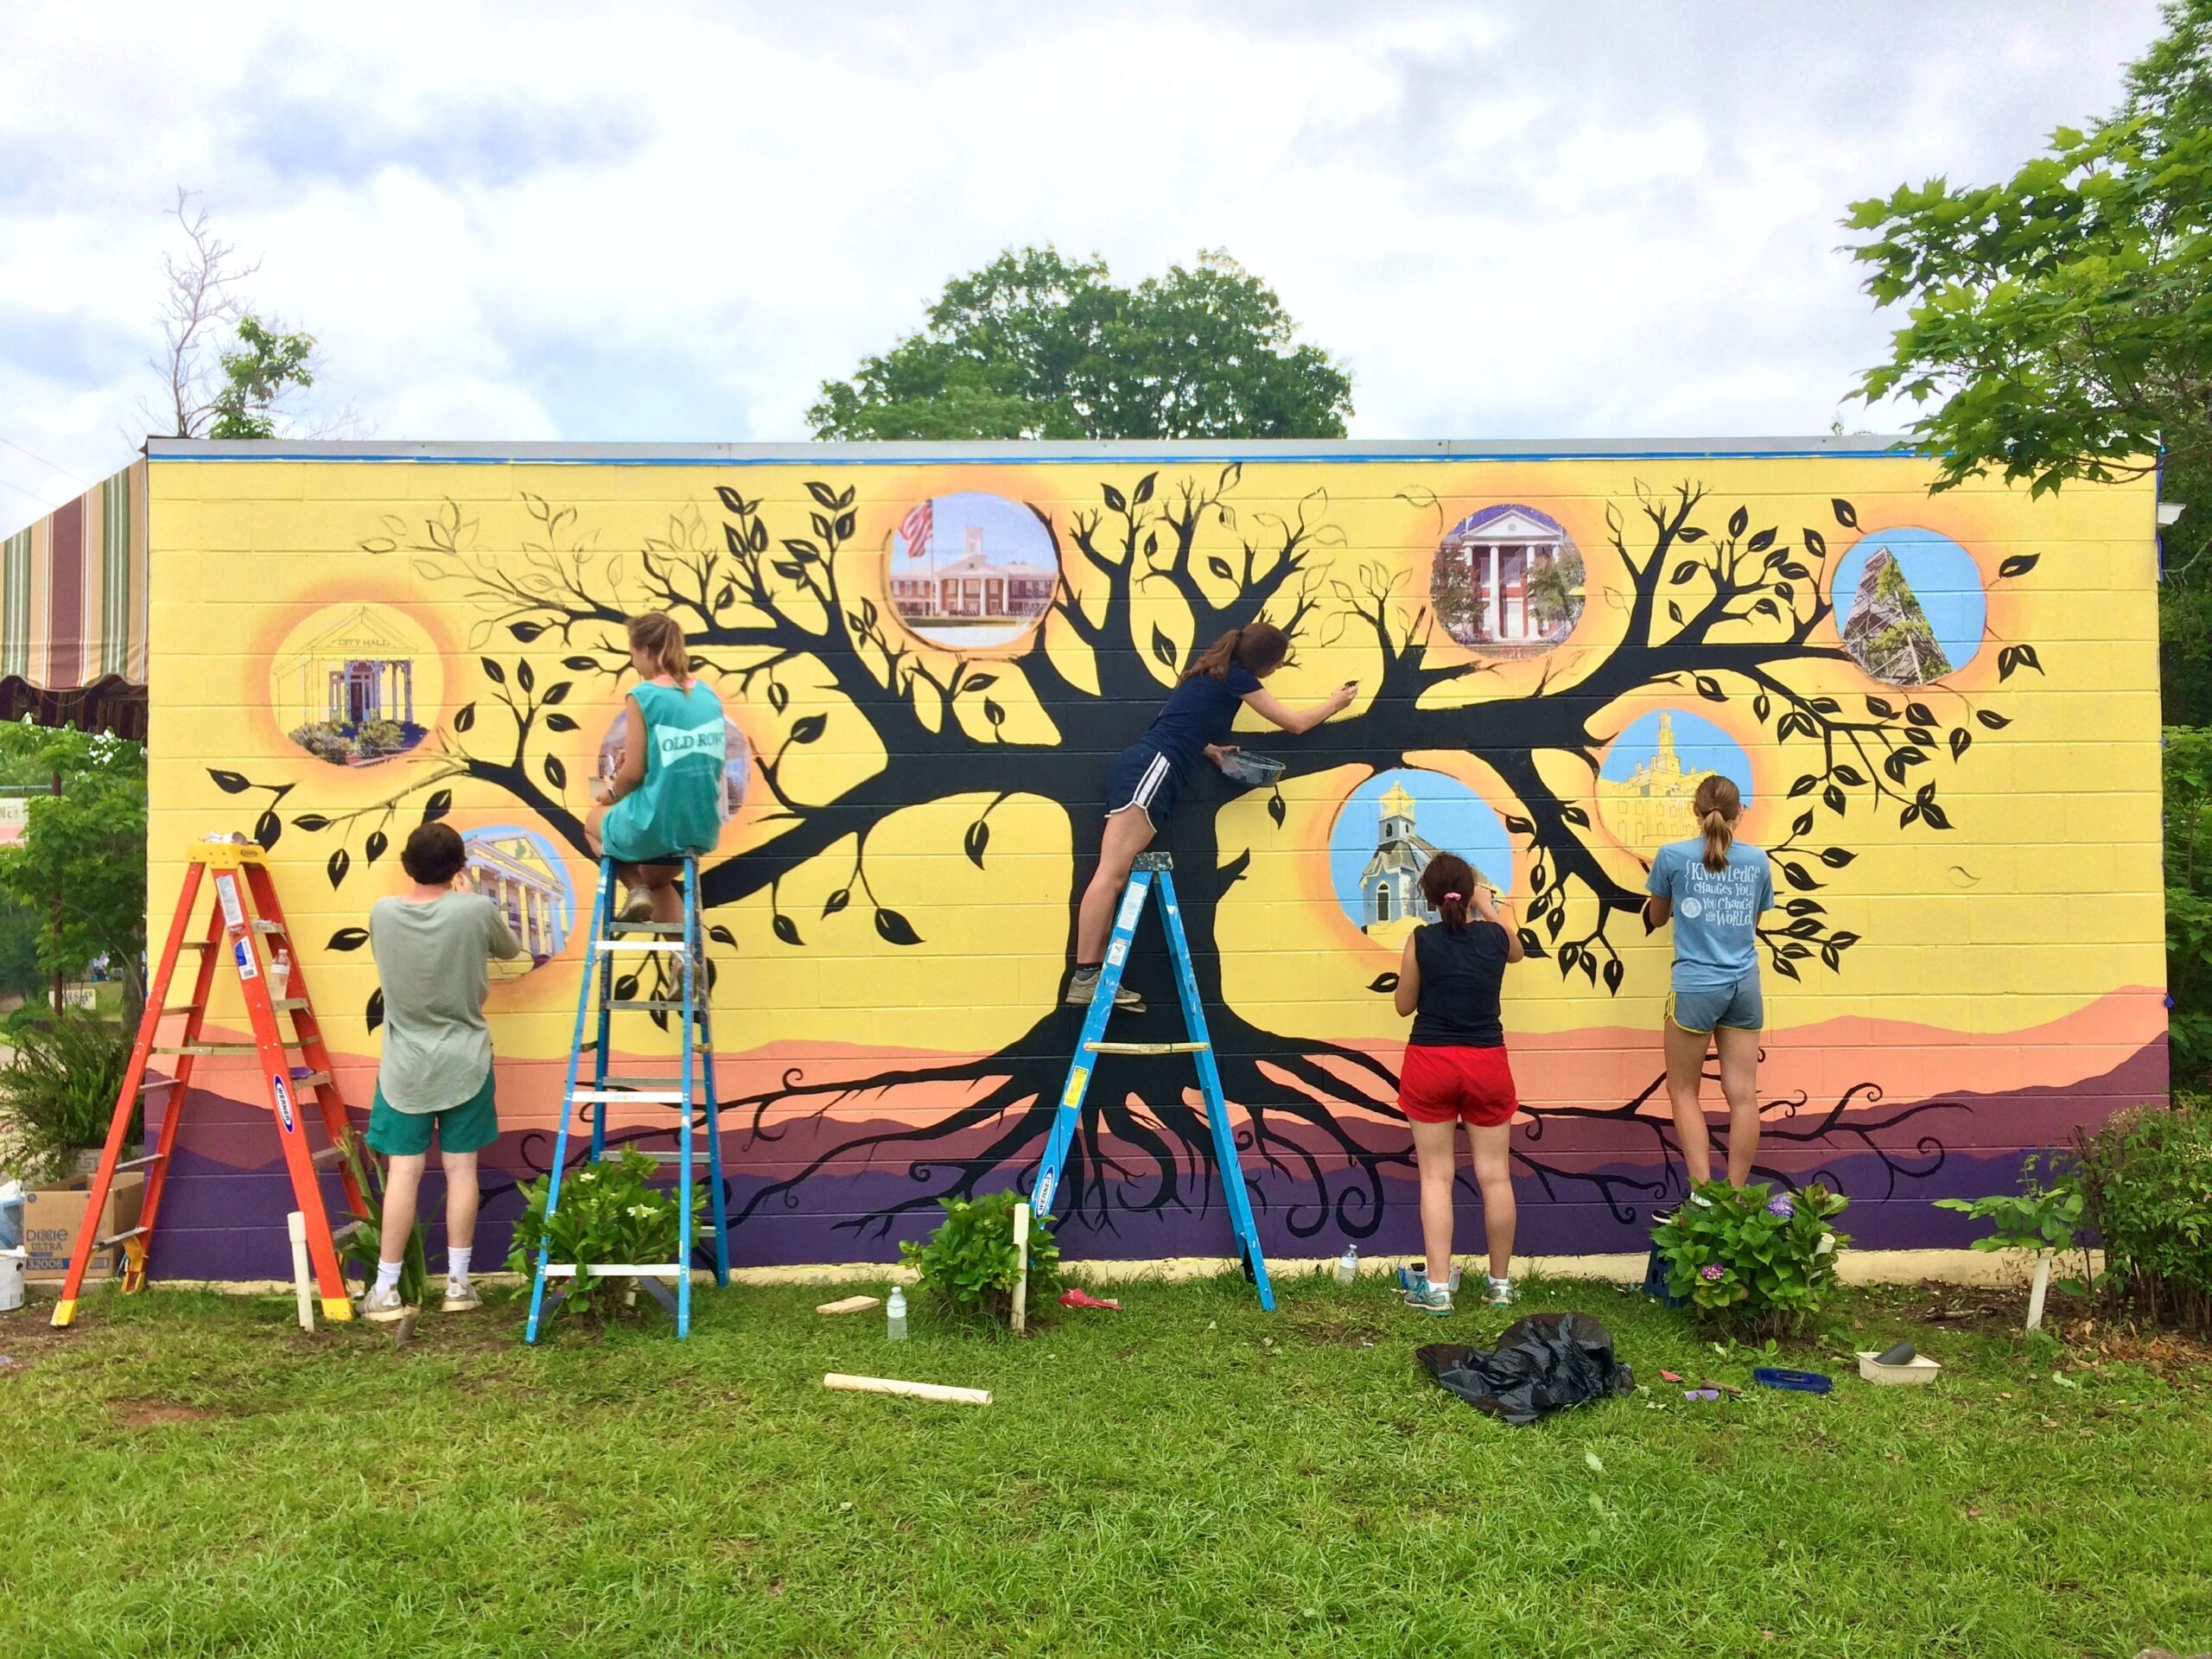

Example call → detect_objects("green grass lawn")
1 1273 2207 1658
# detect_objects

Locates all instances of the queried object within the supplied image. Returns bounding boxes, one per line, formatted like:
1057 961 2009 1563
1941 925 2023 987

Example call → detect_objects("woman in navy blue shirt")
1069 622 1355 1008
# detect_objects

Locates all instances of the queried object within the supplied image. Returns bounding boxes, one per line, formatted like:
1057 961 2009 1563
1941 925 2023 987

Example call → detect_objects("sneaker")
1402 1274 1453 1316
441 1281 483 1314
616 891 655 926
359 1285 410 1323
1486 1276 1516 1308
1065 967 1143 1013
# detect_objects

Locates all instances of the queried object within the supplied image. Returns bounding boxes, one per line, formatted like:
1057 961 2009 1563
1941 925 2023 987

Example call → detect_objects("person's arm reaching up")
1243 680 1357 736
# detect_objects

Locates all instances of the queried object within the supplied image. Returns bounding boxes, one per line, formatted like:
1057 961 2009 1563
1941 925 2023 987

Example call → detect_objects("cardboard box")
21 1172 144 1281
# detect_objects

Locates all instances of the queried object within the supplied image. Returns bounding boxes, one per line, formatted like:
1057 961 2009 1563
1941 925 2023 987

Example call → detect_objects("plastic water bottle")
1336 1244 1358 1285
886 1286 908 1340
269 949 292 1001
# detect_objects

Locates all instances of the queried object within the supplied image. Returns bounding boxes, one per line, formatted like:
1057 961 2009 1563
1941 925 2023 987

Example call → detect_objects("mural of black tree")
216 470 2045 1243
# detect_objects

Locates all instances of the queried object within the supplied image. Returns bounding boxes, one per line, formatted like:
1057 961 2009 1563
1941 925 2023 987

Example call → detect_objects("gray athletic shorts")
1667 972 1764 1034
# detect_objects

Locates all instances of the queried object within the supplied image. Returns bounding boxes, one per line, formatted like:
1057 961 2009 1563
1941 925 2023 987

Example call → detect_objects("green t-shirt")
600 679 729 862
368 893 524 1112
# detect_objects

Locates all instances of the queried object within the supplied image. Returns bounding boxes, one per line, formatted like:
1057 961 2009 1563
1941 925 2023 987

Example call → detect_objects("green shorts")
366 1070 499 1157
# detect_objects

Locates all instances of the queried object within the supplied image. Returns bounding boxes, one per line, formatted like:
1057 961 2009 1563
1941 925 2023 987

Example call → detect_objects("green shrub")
505 1147 702 1323
0 1010 133 1183
2166 727 2212 1091
1936 1153 2095 1290
899 1188 1062 1326
1649 1180 1850 1337
2074 1099 2212 1332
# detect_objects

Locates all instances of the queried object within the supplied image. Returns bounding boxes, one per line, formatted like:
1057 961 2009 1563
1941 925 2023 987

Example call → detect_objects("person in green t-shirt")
362 822 524 1319
587 612 731 928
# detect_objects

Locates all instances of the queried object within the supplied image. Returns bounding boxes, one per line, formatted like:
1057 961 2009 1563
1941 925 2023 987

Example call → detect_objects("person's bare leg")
584 804 607 857
1663 1018 1717 1186
1468 1122 1517 1282
1715 1026 1764 1185
379 1153 426 1266
442 1148 480 1259
1074 810 1156 963
1409 1116 1459 1284
633 863 683 928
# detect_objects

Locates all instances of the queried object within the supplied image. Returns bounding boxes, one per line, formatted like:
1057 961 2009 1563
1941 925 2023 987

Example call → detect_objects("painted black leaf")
1905 701 1936 728
1267 790 1287 828
1770 954 1802 981
1669 563 1700 586
1668 601 1683 625
1219 848 1253 887
510 621 544 643
772 914 802 947
1884 752 1910 785
480 657 505 685
963 818 989 868
543 755 567 791
1599 956 1622 995
365 988 385 1033
1905 727 1936 747
1517 927 1547 958
1779 559 1811 578
1998 553 2039 580
1103 483 1128 513
327 847 350 889
454 702 476 733
823 887 853 915
1998 644 2044 680
716 486 747 513
1785 917 1822 939
327 926 370 951
1546 906 1564 940
1809 696 1841 715
1823 784 1845 814
1753 692 1772 722
709 925 737 947
544 712 578 733
1788 775 1818 798
515 659 534 695
541 682 569 705
612 973 641 1002
208 769 252 794
1918 799 1953 830
422 790 453 823
806 480 841 512
1784 897 1826 917
1728 505 1749 537
1694 674 1725 702
715 582 736 611
563 656 597 671
1753 597 1780 620
1832 498 1859 529
1790 810 1815 837
1559 941 1584 975
1802 528 1827 558
780 538 821 563
835 512 856 541
1821 944 1840 972
1865 696 1896 718
1780 861 1820 892
874 907 922 946
964 673 998 691
767 682 790 714
1561 804 1590 828
748 520 769 553
788 714 827 745
1133 471 1158 505
809 513 833 543
1818 848 1855 868
1207 556 1233 581
1900 802 1923 828
365 830 388 866
1678 525 1707 543
1975 709 2012 730
1832 764 1867 786
254 810 283 850
293 813 332 832
1151 624 1176 669
1828 929 1860 950
1503 815 1534 835
1948 728 1971 760
1367 972 1400 995
983 699 1006 728
1747 527 1776 552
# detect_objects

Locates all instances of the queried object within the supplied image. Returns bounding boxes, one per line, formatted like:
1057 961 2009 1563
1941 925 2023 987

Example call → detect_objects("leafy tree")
148 188 320 441
0 723 148 1031
808 248 1353 442
207 315 317 442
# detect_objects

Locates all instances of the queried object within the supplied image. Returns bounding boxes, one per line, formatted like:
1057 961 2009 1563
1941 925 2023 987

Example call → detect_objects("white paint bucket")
0 1245 25 1313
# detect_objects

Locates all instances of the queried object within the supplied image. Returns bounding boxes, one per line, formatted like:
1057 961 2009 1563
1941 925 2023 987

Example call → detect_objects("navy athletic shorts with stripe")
1106 742 1182 830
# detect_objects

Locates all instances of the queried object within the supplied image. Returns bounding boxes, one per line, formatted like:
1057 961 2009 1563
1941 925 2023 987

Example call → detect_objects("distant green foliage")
0 1010 132 1181
207 313 316 442
809 247 1352 442
2075 1098 2212 1332
899 1188 1062 1326
0 721 146 1027
2169 728 2212 1090
1649 1181 1851 1337
506 1148 702 1324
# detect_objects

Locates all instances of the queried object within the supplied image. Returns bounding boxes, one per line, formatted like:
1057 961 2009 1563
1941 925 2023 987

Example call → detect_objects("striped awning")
0 459 149 701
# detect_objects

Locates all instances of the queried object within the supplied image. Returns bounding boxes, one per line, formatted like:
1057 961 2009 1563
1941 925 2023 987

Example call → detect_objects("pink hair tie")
1442 891 1464 902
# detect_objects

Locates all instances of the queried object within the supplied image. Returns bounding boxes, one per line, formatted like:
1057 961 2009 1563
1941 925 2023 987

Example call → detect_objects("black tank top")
1408 920 1509 1047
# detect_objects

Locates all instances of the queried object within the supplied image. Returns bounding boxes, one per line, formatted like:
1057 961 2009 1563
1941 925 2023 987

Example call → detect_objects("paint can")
0 1245 24 1313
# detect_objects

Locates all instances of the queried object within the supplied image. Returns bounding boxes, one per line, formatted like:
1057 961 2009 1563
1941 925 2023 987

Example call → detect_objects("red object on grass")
1058 1288 1121 1311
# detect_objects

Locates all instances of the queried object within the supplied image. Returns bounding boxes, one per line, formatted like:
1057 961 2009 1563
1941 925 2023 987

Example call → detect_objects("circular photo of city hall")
886 491 1058 650
1428 505 1586 657
268 602 438 768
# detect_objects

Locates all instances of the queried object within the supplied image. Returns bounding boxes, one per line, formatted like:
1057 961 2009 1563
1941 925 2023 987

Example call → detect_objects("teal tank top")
601 679 728 862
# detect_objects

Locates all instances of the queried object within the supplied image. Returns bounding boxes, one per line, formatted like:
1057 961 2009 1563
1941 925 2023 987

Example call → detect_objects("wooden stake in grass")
823 1373 991 1407
815 1294 881 1317
285 1211 313 1332
1012 1200 1031 1336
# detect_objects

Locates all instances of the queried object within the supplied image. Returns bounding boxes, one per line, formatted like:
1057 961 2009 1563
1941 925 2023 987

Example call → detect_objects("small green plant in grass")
2073 1097 2212 1332
899 1188 1062 1327
505 1147 701 1322
1650 1179 1849 1337
333 1129 428 1310
0 1009 132 1182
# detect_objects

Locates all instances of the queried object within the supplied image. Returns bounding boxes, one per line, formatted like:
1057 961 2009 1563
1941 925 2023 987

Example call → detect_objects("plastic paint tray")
1219 752 1285 786
1857 1350 1942 1386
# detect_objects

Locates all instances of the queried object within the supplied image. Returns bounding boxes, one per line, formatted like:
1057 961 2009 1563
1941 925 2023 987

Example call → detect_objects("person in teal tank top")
587 612 731 927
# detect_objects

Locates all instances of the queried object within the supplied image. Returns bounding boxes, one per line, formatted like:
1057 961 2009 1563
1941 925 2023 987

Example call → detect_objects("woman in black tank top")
1389 852 1526 1314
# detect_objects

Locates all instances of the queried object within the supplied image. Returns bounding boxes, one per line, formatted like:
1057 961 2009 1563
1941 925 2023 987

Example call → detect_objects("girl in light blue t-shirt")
1643 773 1774 1186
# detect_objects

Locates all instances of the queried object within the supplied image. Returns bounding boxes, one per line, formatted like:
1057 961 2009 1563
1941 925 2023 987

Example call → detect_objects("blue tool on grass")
1751 1367 1834 1395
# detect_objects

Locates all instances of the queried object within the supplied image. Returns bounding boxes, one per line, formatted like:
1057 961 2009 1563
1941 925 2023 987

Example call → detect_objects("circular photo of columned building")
462 825 575 975
1428 505 1586 656
887 491 1058 649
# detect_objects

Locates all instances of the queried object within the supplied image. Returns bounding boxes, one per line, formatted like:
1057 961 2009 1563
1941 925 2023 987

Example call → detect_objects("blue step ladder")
1029 852 1274 1310
526 853 730 1340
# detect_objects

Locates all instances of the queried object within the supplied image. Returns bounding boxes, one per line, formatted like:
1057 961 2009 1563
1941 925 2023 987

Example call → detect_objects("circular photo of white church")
886 491 1058 650
1428 504 1586 657
1327 769 1515 944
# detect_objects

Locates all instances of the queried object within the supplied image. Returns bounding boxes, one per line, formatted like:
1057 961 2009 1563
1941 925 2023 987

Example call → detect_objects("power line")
0 435 90 490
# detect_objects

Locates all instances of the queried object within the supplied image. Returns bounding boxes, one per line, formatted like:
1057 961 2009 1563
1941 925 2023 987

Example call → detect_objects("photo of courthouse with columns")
464 832 570 963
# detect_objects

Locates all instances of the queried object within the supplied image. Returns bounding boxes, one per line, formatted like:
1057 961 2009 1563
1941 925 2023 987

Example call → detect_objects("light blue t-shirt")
1646 837 1774 991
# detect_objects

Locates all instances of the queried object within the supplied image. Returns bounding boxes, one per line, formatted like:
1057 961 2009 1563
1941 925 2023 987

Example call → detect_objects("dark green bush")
1649 1179 1850 1338
2075 1098 2212 1332
0 1010 132 1182
2167 727 2212 1090
899 1189 1062 1326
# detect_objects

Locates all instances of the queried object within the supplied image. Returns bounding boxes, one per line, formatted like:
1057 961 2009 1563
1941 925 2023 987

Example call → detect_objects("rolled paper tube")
823 1373 991 1406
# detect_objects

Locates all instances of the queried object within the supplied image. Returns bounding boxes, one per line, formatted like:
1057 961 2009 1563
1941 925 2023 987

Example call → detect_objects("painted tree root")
823 1373 991 1406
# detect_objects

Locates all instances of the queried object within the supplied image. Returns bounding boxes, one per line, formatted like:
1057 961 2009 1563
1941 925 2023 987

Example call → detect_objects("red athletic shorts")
1398 1044 1518 1127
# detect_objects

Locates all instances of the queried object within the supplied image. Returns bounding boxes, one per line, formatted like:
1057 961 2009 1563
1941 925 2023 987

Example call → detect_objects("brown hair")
1694 773 1742 873
627 612 690 683
400 822 467 887
1185 622 1288 682
1419 852 1477 935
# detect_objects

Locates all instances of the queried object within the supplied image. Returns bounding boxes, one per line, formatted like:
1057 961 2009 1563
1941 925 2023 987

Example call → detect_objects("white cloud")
0 0 2170 514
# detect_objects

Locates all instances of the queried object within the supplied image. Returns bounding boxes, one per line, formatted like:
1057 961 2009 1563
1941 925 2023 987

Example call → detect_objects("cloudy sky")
0 1 2169 519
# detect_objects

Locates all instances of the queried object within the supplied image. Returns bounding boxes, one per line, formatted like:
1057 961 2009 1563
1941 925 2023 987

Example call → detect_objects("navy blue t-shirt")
1139 665 1263 772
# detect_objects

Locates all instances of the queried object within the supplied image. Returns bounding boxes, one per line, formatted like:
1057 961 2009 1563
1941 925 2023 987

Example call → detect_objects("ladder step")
539 1263 686 1278
112 1152 167 1173
594 941 689 953
151 1043 261 1057
181 939 218 950
329 1221 365 1248
311 1145 347 1169
607 1000 690 1012
137 1077 181 1095
159 1003 203 1016
274 998 309 1012
251 919 287 934
569 1090 687 1103
96 1225 149 1249
289 1071 333 1090
607 921 687 935
1085 1041 1211 1055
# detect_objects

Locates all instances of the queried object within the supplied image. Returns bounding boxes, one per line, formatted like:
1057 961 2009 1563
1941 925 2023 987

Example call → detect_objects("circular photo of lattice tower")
1832 528 1986 687
1328 769 1515 946
1429 505 1586 656
886 491 1058 649
269 603 439 767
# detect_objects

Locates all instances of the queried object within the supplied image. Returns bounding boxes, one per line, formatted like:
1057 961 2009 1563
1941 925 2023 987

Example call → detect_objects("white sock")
448 1246 473 1287
372 1259 403 1297
1490 1275 1512 1290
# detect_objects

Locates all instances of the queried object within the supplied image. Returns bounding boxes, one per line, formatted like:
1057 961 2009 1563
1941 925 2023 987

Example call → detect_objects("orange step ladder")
51 837 366 1327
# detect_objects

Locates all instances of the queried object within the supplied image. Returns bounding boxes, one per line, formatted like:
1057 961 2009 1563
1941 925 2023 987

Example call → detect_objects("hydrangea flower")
1766 1193 1796 1219
1700 1263 1726 1281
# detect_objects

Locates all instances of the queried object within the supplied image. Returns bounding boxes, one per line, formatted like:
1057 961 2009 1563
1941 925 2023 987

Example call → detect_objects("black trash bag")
1417 1311 1635 1427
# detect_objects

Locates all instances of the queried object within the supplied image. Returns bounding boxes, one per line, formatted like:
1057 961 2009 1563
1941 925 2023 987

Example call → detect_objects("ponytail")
626 612 691 684
1420 852 1478 936
1694 774 1742 873
1185 620 1289 682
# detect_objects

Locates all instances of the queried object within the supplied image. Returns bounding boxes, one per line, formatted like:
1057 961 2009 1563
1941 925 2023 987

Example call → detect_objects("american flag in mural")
898 499 932 558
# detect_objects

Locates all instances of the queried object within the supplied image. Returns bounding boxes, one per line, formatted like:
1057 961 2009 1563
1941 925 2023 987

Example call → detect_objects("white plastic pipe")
1012 1200 1031 1336
286 1211 313 1331
2024 1249 2053 1334
823 1373 991 1407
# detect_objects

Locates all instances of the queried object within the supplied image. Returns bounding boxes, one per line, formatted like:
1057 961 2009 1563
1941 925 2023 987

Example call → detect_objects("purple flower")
1766 1193 1796 1219
1700 1263 1726 1281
